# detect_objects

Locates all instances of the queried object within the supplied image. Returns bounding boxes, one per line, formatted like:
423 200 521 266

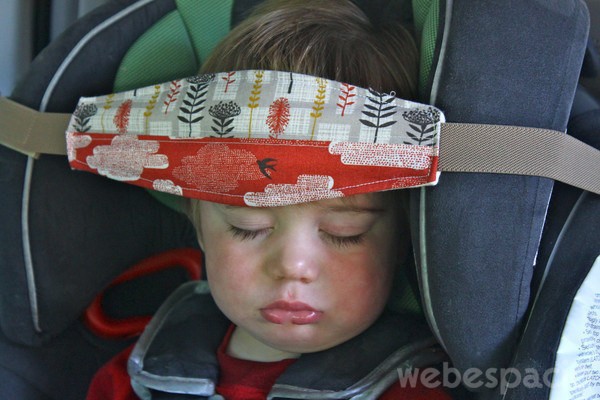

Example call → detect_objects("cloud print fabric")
66 70 442 206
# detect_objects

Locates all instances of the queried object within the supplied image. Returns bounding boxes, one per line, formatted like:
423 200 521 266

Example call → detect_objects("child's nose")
266 232 320 283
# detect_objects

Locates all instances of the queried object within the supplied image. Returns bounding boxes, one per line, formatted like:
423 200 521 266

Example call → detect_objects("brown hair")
188 0 416 223
200 0 418 99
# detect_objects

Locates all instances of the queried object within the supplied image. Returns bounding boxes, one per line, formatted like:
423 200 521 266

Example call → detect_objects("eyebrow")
317 204 386 214
218 204 248 212
220 203 385 214
290 200 389 215
214 197 388 214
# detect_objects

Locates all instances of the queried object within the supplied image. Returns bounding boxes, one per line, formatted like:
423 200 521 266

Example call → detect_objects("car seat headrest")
410 0 590 377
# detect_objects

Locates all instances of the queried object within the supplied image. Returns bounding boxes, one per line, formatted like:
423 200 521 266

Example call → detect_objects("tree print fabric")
66 70 442 207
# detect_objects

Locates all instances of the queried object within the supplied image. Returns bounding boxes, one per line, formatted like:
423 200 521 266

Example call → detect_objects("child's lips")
260 301 323 325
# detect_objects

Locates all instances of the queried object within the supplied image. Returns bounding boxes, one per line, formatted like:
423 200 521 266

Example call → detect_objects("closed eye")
228 225 366 247
321 232 365 248
227 225 271 241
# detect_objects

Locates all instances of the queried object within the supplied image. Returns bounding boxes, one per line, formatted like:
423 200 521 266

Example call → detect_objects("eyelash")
323 233 365 248
227 225 270 241
227 225 365 247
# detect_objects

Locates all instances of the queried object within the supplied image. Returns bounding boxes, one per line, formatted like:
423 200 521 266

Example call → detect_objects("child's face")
195 193 405 358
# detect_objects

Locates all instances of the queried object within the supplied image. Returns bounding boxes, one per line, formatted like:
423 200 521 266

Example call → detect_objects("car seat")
0 0 598 399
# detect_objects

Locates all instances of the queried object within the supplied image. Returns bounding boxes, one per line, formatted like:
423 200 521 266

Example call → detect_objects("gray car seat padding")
0 1 273 398
0 312 134 400
0 0 265 349
0 0 200 346
0 1 199 399
0 3 596 360
580 0 600 98
501 86 600 400
411 0 589 380
502 191 599 400
0 1 595 399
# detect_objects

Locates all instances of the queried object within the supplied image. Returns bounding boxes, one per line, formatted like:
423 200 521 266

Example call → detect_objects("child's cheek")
204 239 255 318
206 236 259 287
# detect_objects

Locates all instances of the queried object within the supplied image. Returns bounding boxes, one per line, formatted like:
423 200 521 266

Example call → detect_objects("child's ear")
186 199 205 250
196 229 205 251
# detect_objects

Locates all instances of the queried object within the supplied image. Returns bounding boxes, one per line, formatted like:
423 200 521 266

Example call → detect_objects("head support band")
66 70 443 206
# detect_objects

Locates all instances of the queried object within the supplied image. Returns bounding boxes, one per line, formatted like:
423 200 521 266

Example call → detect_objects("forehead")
304 192 394 212
212 191 399 213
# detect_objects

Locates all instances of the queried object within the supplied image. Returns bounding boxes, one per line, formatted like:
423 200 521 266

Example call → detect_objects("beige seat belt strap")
439 122 600 195
1 96 599 194
0 97 71 158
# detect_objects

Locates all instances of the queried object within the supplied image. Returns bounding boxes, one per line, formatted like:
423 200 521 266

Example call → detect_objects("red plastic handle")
83 248 202 339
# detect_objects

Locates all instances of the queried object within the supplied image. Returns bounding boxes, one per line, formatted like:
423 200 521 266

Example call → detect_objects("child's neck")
227 326 301 362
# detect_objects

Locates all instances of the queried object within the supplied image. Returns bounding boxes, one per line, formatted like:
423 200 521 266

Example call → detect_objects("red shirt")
215 326 296 399
86 328 452 400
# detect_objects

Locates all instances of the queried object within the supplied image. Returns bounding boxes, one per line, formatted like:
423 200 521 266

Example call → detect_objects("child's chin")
261 326 344 354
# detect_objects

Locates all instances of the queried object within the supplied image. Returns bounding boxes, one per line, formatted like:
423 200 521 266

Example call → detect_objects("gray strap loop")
438 122 600 194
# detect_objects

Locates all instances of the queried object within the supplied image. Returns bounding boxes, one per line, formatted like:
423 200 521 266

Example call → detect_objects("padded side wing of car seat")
502 84 600 400
0 0 202 346
504 191 599 400
411 0 589 376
